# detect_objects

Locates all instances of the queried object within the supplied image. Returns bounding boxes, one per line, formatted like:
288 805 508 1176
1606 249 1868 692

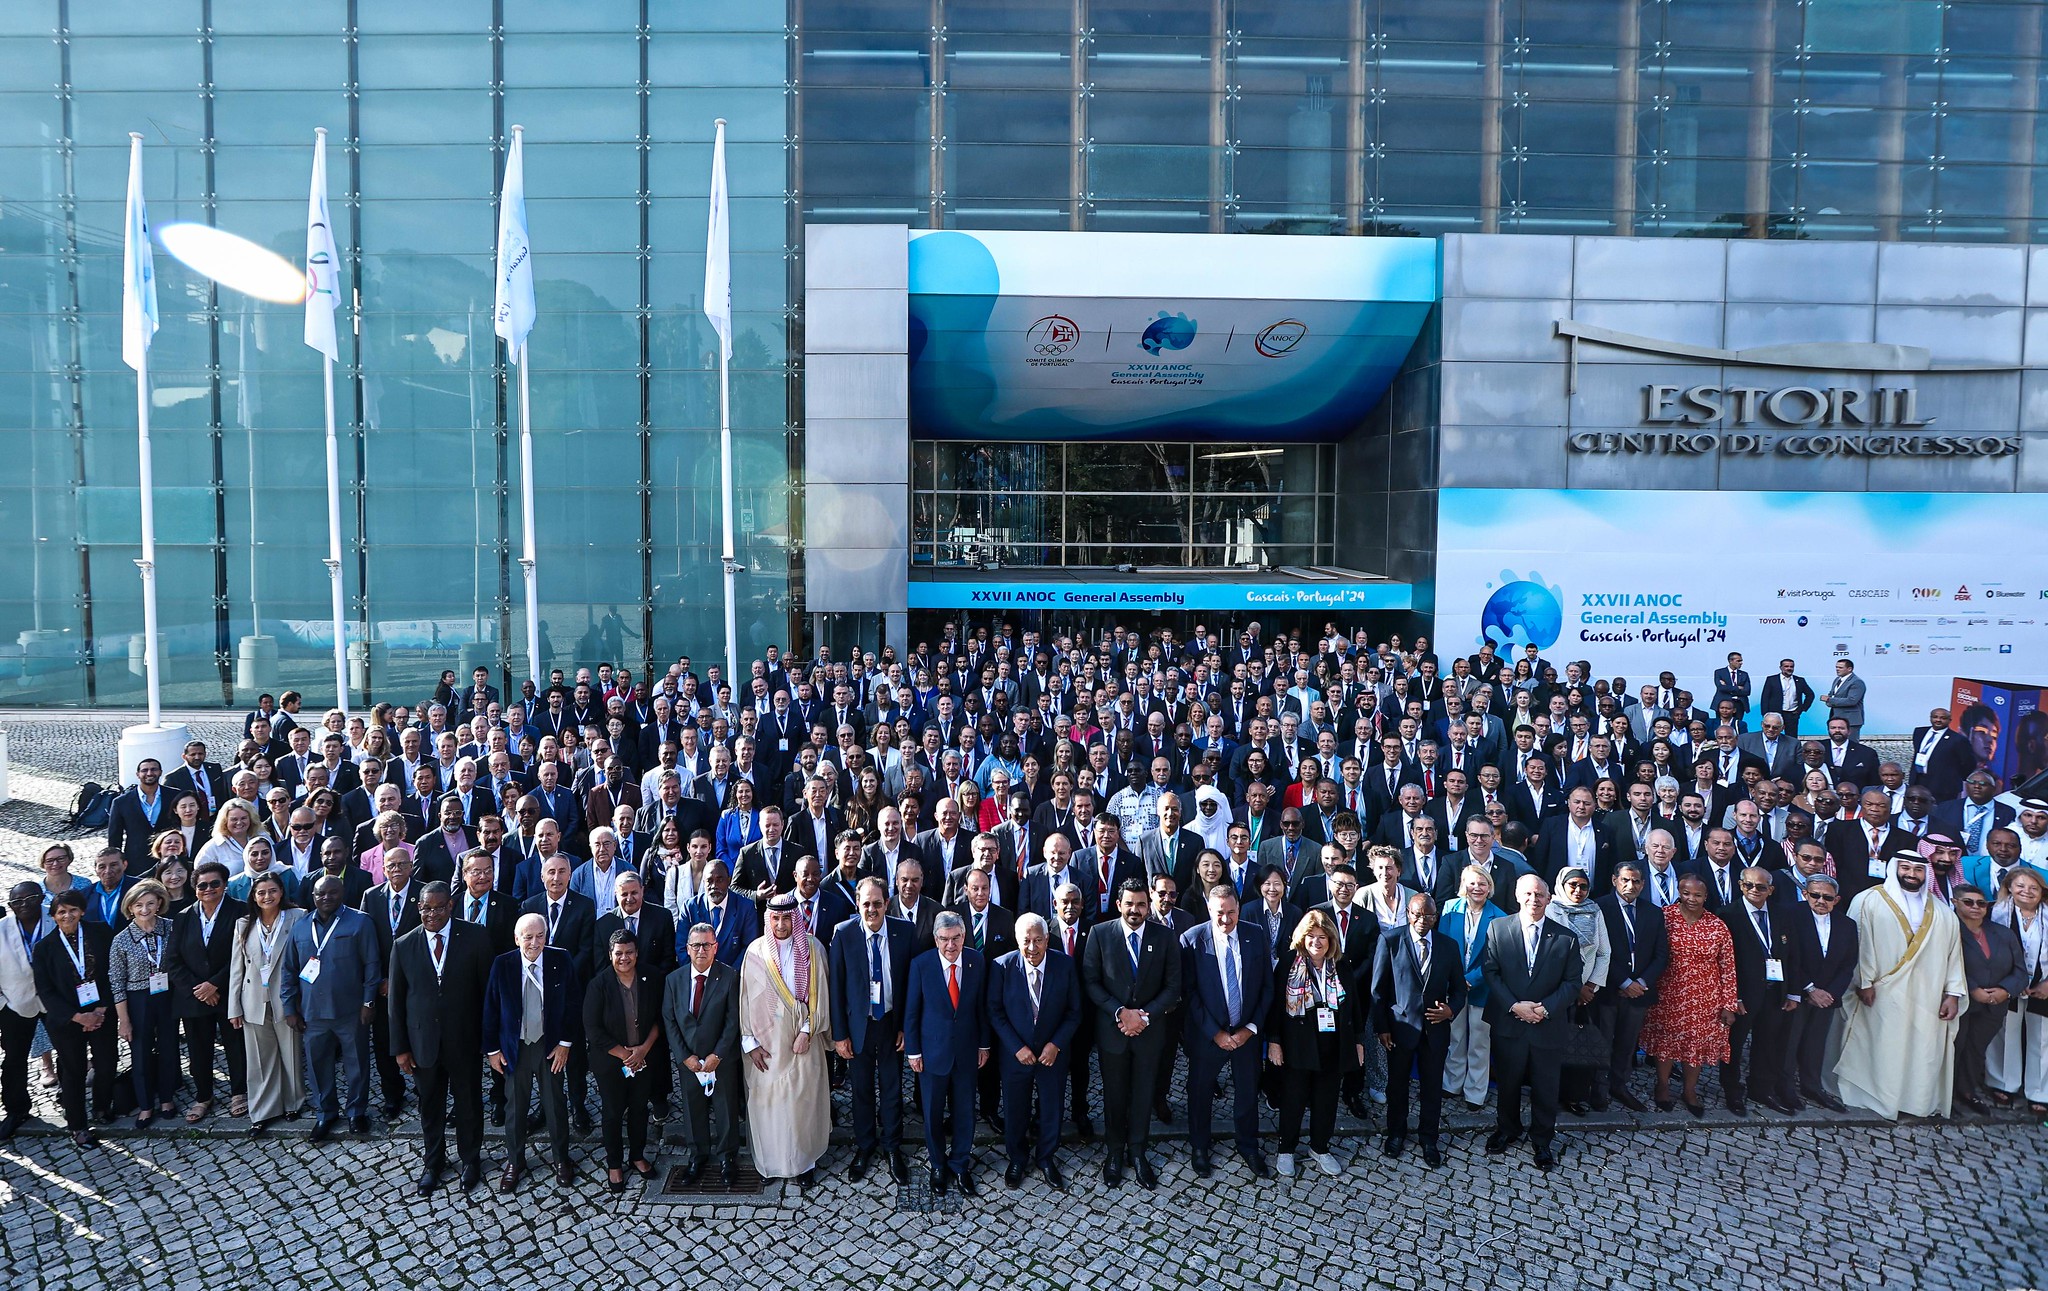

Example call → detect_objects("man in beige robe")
1836 853 1965 1120
740 891 832 1182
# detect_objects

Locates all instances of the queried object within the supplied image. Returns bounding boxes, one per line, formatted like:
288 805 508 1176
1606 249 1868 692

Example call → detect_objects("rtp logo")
1140 311 1197 355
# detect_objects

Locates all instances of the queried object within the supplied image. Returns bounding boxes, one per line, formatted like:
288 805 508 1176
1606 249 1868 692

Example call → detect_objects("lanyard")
138 927 165 971
308 916 340 960
198 903 222 944
60 927 88 979
98 887 120 925
428 930 449 981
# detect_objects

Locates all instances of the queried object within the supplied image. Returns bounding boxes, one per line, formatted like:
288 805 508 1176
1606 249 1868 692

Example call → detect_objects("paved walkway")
1 717 2042 1289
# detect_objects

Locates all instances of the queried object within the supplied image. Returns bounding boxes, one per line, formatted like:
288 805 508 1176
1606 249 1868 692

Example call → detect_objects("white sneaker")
1312 1151 1342 1176
1275 1152 1295 1177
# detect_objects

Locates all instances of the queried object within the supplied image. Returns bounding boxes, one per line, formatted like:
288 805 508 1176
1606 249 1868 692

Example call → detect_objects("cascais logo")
1140 311 1198 355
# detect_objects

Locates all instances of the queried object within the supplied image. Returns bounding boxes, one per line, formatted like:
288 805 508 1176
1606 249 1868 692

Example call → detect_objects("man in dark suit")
107 757 174 872
904 912 990 1195
521 853 600 1130
664 916 744 1188
279 874 384 1140
358 849 421 1121
1760 661 1815 738
828 877 916 1186
987 912 1081 1190
1503 756 1566 836
888 859 943 956
1528 787 1620 897
1478 873 1583 1170
167 861 245 1117
1785 873 1857 1112
163 741 228 817
1179 887 1273 1178
1930 772 2019 856
1136 794 1205 897
1372 891 1467 1166
1719 865 1803 1116
1906 707 1978 805
414 797 478 886
483 912 583 1190
912 798 974 886
1824 790 1913 905
684 862 759 969
388 882 494 1195
1075 815 1147 927
1080 877 1182 1189
1019 834 1096 926
944 832 1021 914
1399 816 1459 906
785 778 845 867
1595 861 1668 1112
1711 652 1753 719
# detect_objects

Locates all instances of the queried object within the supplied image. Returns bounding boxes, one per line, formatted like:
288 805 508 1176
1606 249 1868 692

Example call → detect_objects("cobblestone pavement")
2 717 2043 1290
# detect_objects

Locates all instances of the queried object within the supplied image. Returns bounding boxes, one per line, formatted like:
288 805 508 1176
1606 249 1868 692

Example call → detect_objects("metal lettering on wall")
1568 429 2023 458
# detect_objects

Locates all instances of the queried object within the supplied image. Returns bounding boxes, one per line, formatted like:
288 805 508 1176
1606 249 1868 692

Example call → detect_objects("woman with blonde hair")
1441 864 1508 1109
1266 910 1364 1178
109 879 180 1128
195 800 255 875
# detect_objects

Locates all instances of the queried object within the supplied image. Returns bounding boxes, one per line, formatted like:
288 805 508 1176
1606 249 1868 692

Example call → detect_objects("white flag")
494 125 535 364
122 133 157 373
704 119 732 362
305 128 340 361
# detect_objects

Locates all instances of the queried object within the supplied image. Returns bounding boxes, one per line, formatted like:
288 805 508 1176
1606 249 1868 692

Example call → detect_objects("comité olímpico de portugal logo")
1025 314 1079 367
1140 310 1198 355
1478 570 1564 651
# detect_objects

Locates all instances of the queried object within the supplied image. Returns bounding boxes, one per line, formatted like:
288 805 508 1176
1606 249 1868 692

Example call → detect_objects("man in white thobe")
1836 854 1965 1120
740 891 833 1182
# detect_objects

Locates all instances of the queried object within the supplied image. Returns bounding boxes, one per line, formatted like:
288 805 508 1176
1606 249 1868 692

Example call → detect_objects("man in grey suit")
1737 712 1799 781
280 874 384 1140
1821 660 1867 738
662 920 742 1189
1478 873 1582 1171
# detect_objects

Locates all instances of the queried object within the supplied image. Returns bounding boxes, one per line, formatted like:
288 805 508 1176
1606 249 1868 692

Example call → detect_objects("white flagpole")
306 127 348 714
706 119 738 689
495 124 540 688
124 132 163 730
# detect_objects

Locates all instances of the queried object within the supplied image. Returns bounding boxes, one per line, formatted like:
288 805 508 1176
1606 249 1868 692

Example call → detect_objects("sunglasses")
1956 897 1988 908
1807 892 1838 902
195 879 225 890
1739 881 1772 891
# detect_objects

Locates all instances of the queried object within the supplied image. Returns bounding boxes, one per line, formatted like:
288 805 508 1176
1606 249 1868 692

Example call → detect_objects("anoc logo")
1140 311 1197 355
1254 319 1307 357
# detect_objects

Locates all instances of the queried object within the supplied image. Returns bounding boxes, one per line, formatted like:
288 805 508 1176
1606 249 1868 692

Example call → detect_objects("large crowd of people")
3 622 2045 1198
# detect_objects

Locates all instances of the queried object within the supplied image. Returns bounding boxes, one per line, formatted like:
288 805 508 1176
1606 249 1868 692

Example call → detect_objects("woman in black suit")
582 928 664 1192
1264 909 1365 1178
31 890 117 1149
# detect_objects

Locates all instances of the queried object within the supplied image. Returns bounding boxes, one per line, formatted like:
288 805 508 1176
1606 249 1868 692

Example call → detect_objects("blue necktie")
868 931 885 1021
1221 937 1241 1029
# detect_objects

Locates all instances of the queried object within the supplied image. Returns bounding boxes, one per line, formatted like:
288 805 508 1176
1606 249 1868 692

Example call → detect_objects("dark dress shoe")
1041 1161 1066 1191
928 1168 950 1195
572 1107 594 1135
631 1159 655 1179
249 1119 271 1138
956 1166 976 1197
416 1166 441 1198
849 1148 874 1182
1616 1090 1649 1113
381 1101 404 1120
1484 1128 1522 1154
888 1150 910 1184
1243 1148 1272 1179
1813 1091 1848 1113
1383 1134 1406 1159
649 1100 672 1121
1684 1098 1706 1119
350 1114 372 1136
459 1162 482 1191
0 1115 23 1142
1074 1117 1096 1141
1654 1096 1676 1113
499 1163 524 1193
71 1130 97 1151
1421 1142 1443 1168
1783 1095 1807 1113
1152 1100 1175 1125
309 1117 336 1143
1005 1163 1027 1189
1562 1100 1589 1117
721 1157 741 1189
1725 1096 1748 1117
1102 1156 1123 1187
555 1162 577 1186
1533 1150 1556 1171
1190 1148 1214 1178
682 1156 706 1187
1343 1094 1370 1120
489 1104 506 1127
1964 1094 1993 1115
1133 1155 1158 1190
797 1168 817 1188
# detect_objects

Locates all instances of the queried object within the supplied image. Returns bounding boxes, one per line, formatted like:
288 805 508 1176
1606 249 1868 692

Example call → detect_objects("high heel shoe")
605 1170 626 1194
1683 1098 1705 1119
630 1159 656 1179
1653 1091 1675 1112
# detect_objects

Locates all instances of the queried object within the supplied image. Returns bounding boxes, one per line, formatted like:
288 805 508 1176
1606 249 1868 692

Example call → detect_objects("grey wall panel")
805 224 910 291
1714 448 1868 493
1568 301 1725 361
1440 233 1573 300
2022 368 2048 428
2020 434 2048 492
1438 361 1569 427
1440 297 1574 362
1563 444 1718 491
1724 302 1877 350
1726 241 1878 305
805 482 908 551
1568 362 1721 426
1901 370 2022 433
1865 451 2017 492
1572 237 1727 303
802 352 909 422
1876 243 2027 308
804 547 908 614
1873 306 2024 366
804 420 910 485
804 289 911 354
1438 426 1568 488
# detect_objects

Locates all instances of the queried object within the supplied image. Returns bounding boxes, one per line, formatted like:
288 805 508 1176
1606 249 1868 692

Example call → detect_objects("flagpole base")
117 721 193 789
234 634 280 702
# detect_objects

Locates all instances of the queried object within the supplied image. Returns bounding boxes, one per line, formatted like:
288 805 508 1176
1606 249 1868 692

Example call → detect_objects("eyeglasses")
1956 897 1988 908
194 879 225 891
1738 881 1772 891
1806 893 1838 903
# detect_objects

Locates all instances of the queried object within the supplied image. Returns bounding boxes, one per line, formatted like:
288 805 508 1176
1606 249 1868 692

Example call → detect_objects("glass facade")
913 441 1336 568
0 0 789 707
8 0 2048 704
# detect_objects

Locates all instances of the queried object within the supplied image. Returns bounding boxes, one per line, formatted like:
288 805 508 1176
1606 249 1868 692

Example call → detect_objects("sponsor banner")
908 579 1413 613
1949 679 2048 791
906 229 1436 441
1434 488 2048 734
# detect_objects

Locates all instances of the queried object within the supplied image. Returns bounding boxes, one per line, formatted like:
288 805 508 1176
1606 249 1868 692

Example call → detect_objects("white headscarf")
1883 854 1930 932
1192 784 1233 852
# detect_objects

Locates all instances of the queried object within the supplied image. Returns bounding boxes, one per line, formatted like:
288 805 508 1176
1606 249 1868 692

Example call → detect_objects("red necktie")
947 962 960 1008
1065 927 1075 957
690 973 705 1015
1339 910 1350 942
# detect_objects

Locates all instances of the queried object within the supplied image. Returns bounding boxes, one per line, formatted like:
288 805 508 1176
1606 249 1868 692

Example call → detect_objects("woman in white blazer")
226 871 306 1132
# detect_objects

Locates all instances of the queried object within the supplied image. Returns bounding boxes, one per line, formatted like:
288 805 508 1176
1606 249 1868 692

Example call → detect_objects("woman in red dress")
1639 874 1738 1117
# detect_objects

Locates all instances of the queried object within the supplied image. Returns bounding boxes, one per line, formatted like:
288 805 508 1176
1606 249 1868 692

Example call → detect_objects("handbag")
1558 1002 1609 1068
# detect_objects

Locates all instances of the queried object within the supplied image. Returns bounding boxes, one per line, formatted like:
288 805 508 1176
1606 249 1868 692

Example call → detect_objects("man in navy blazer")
987 912 1081 1190
1595 861 1668 1113
1179 886 1273 1178
482 914 583 1190
682 861 759 968
1786 873 1857 1113
903 912 991 1195
827 877 916 1186
1371 892 1467 1165
1478 874 1583 1170
278 874 384 1140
